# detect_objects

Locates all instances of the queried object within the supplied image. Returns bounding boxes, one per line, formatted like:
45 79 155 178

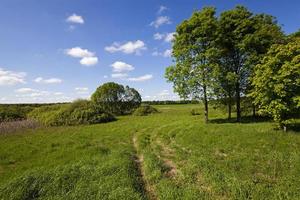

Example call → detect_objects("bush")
0 105 34 122
28 100 115 126
133 104 158 116
191 108 201 115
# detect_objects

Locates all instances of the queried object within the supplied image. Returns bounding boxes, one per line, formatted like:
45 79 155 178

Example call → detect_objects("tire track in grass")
132 135 157 200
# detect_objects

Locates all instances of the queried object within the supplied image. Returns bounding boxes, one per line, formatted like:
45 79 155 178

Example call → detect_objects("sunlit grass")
0 104 299 199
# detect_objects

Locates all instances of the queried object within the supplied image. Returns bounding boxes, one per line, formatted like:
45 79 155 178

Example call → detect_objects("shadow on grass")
288 123 300 132
209 115 271 124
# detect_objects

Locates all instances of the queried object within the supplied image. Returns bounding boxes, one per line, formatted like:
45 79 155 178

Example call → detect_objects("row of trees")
166 6 299 129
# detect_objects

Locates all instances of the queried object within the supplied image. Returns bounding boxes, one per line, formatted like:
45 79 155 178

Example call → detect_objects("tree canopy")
91 82 141 115
251 38 300 129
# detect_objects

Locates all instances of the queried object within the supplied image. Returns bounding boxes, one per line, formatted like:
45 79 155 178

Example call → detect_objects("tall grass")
0 120 40 135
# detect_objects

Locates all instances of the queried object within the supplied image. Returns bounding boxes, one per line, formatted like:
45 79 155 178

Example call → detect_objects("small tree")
251 38 300 130
91 82 141 115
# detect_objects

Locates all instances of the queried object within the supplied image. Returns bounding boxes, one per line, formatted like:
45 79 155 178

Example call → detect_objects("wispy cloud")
0 68 26 86
157 5 168 14
150 16 171 28
34 77 62 84
111 73 128 79
105 40 146 55
127 74 153 82
152 49 172 57
153 32 175 42
75 87 89 94
66 14 84 24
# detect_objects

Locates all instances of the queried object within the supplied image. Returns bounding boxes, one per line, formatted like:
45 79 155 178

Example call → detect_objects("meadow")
0 104 300 199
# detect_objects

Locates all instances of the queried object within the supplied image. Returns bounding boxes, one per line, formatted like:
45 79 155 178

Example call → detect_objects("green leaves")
251 38 300 126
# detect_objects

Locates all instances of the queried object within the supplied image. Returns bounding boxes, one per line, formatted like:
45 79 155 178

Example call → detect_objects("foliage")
133 104 158 116
217 6 284 121
28 100 115 126
91 82 141 115
0 105 35 122
251 38 300 128
165 7 219 122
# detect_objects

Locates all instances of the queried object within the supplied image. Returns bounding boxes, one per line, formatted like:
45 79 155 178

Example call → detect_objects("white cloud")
163 49 172 57
66 14 84 24
65 47 98 66
152 49 172 57
80 57 98 66
153 32 175 42
111 73 128 78
164 32 175 42
15 88 36 93
105 40 146 54
103 75 108 79
150 16 171 28
158 6 167 14
111 61 134 72
34 77 62 84
127 74 153 82
0 68 26 86
154 33 164 40
65 47 94 58
75 87 89 94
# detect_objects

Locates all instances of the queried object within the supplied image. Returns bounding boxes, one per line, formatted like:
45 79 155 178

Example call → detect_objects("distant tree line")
166 5 300 130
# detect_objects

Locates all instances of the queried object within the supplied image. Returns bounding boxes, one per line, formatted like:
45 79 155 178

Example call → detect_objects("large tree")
251 37 300 130
165 7 218 123
218 6 283 121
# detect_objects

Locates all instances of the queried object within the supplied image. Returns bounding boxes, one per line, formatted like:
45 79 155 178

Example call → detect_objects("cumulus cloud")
0 68 26 86
127 74 153 82
150 16 171 28
153 32 175 42
65 47 98 66
111 73 128 78
105 40 146 54
34 77 62 84
75 87 89 94
66 14 84 24
65 47 94 58
80 57 98 66
157 5 167 14
111 61 134 72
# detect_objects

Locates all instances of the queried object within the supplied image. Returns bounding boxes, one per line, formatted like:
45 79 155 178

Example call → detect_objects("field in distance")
0 104 300 199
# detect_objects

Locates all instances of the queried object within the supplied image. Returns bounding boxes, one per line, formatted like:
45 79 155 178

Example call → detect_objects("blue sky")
0 0 299 103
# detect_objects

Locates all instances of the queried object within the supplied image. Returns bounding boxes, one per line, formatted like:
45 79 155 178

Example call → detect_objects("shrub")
0 105 34 122
28 100 115 126
191 108 201 115
133 104 158 116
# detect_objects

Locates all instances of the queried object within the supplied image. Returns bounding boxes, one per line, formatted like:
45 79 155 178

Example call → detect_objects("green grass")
0 104 300 199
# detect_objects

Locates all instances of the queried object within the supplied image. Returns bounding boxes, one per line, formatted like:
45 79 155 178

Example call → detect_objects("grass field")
1 104 300 199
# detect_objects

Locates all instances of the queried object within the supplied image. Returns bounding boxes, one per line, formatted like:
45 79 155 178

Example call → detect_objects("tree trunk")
203 84 208 123
228 95 232 120
235 83 241 122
